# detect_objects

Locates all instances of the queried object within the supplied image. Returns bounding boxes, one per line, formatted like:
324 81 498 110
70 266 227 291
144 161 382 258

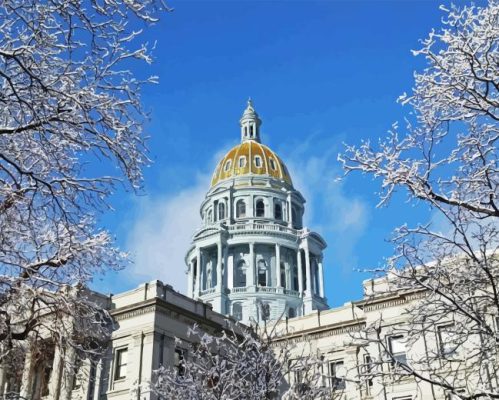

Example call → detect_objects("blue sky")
94 0 462 306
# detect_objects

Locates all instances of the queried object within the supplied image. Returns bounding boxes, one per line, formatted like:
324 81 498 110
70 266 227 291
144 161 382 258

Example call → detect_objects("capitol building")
186 99 328 323
3 102 478 400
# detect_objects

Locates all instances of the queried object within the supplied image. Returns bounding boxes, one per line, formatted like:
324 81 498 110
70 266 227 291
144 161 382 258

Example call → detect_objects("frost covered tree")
339 1 499 398
0 0 167 390
151 323 338 400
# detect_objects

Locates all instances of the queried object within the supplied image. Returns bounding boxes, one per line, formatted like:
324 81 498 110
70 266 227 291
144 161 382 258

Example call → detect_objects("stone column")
287 193 293 228
275 244 281 288
60 345 77 400
187 261 193 298
201 251 207 291
318 257 325 298
195 248 201 297
228 188 233 223
304 243 312 297
47 345 63 400
285 266 291 290
216 242 223 291
248 243 255 286
20 350 35 400
91 359 103 400
297 249 303 296
249 194 255 220
227 253 234 290
0 364 6 398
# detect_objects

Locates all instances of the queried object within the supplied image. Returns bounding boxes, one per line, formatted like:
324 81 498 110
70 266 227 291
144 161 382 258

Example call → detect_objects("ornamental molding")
112 305 156 321
360 289 427 312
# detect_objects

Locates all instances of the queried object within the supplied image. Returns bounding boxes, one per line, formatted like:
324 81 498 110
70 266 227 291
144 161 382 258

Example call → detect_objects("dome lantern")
240 98 261 143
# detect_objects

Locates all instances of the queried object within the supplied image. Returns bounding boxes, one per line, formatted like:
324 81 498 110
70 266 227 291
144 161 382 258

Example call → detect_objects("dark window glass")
256 200 265 217
174 348 186 376
115 348 128 380
236 200 246 218
233 303 243 321
330 361 346 390
218 203 225 220
275 203 282 220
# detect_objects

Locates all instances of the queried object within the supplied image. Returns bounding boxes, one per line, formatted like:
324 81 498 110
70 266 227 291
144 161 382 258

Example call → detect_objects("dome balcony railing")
231 287 248 294
283 288 300 297
200 288 216 296
256 286 277 294
227 223 300 236
227 286 300 297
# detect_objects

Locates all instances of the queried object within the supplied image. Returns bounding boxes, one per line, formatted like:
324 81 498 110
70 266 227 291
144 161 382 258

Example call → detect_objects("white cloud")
124 147 231 294
282 135 370 274
125 174 209 293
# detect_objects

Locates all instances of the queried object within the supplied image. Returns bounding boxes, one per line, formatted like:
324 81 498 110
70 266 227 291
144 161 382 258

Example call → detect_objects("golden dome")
211 140 292 187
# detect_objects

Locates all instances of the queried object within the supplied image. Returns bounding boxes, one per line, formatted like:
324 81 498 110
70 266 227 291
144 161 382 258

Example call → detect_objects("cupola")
240 98 261 142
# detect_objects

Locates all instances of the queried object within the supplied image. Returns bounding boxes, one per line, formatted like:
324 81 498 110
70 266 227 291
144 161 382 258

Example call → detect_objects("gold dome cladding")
211 140 292 187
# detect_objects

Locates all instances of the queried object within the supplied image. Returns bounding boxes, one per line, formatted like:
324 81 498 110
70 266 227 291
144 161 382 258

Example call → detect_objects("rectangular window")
72 357 82 389
329 360 346 390
174 348 186 376
362 354 374 390
388 335 407 366
114 348 128 380
438 324 458 357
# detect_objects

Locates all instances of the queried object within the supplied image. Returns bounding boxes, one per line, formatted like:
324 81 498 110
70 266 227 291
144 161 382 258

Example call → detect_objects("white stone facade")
4 281 233 400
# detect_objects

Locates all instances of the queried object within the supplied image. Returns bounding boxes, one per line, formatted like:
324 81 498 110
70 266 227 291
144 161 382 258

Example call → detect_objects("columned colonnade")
187 238 326 307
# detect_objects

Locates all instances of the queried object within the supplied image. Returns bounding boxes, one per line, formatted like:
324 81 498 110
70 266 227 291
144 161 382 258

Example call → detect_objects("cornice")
274 319 366 344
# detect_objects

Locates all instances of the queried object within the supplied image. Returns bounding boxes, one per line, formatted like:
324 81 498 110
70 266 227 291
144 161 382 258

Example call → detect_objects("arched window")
250 125 254 137
274 203 282 220
218 202 225 220
258 260 268 287
235 260 246 287
255 199 265 217
224 160 232 172
207 209 212 224
233 302 243 321
238 156 246 168
236 200 246 218
269 158 276 170
288 307 296 318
